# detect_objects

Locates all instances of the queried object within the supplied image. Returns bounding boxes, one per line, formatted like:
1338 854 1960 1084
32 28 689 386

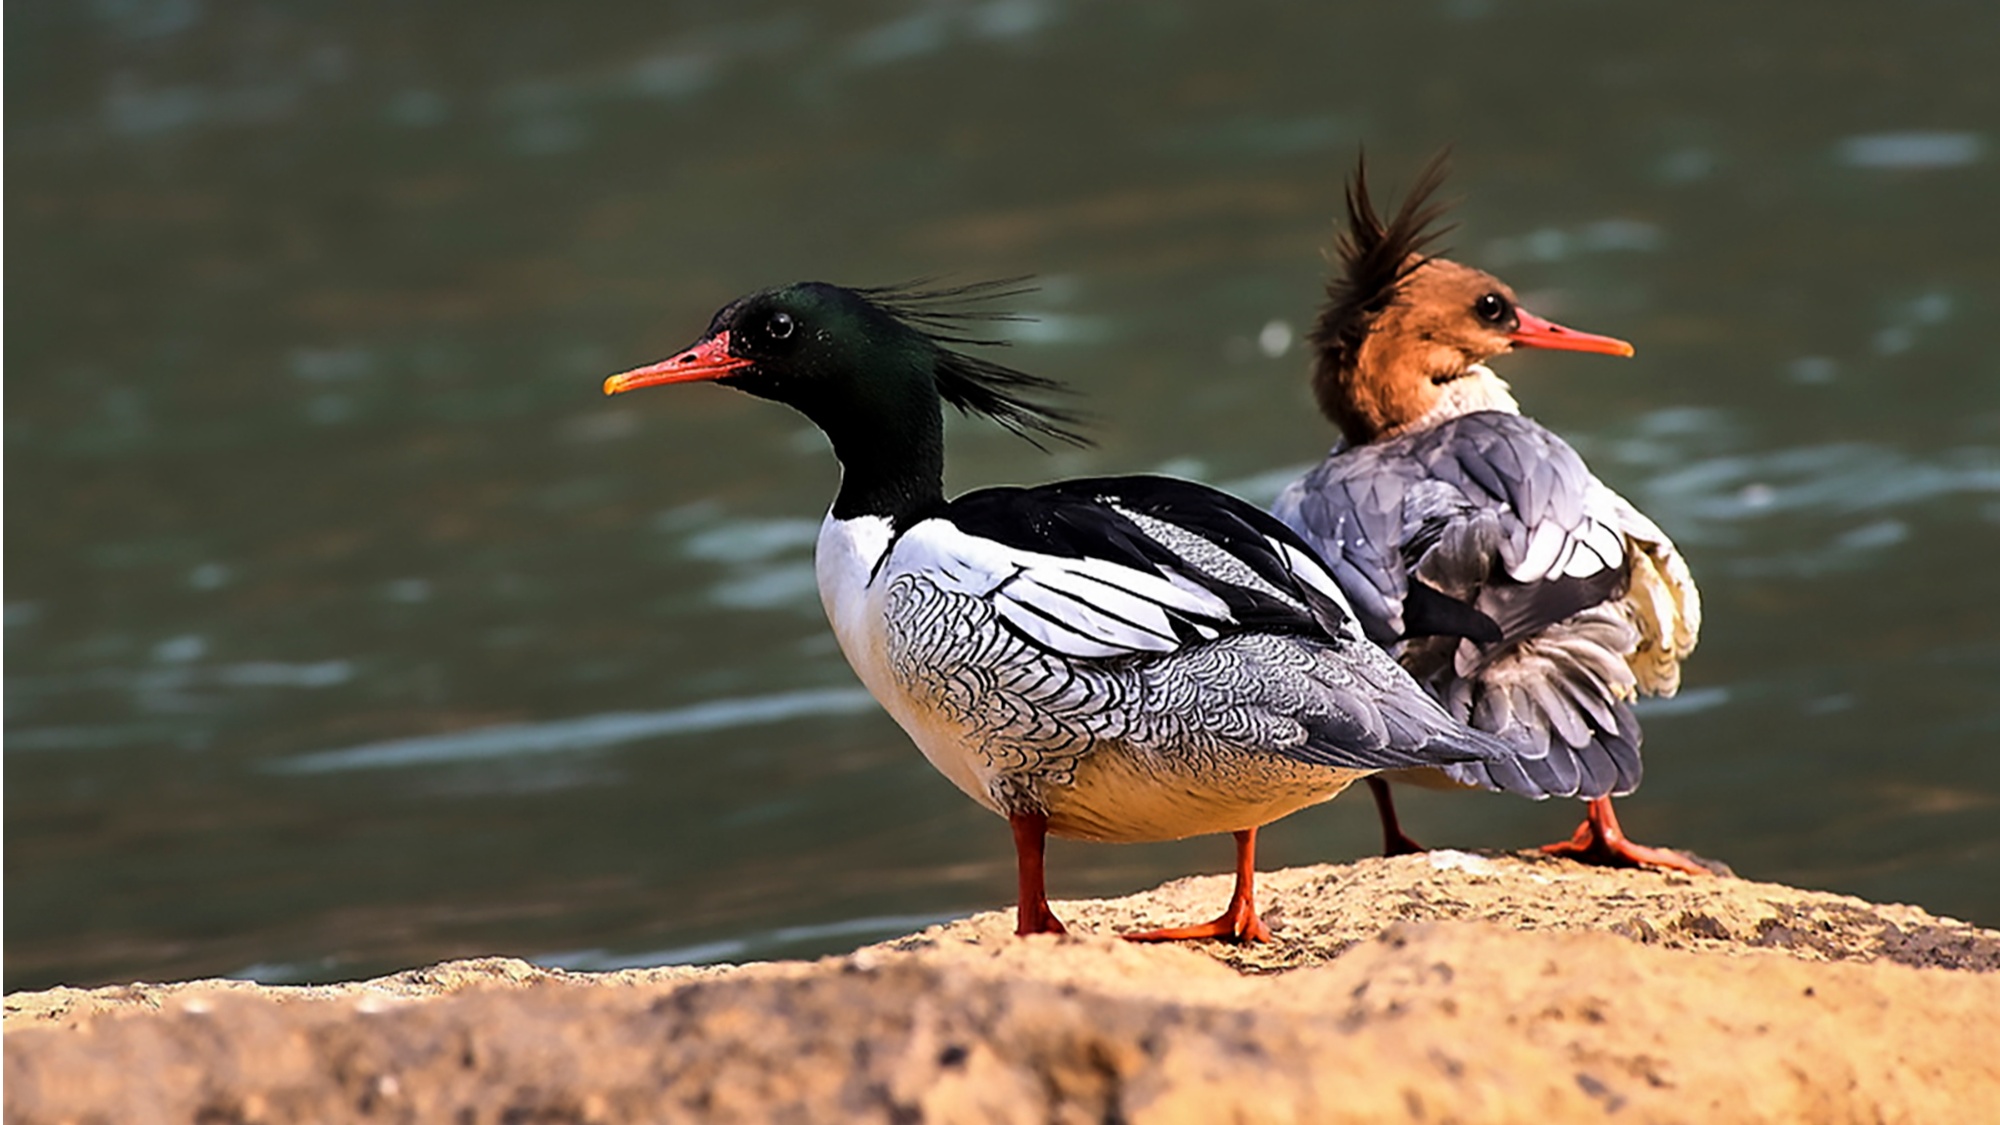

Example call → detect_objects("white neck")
1392 363 1520 437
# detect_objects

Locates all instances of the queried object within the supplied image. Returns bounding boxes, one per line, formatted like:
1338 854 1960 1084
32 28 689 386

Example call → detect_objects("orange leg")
1367 777 1428 856
1123 827 1274 944
1541 796 1710 876
1009 811 1069 936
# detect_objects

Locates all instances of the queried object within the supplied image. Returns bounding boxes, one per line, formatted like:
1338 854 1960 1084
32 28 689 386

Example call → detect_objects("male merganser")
1270 157 1706 874
606 280 1512 940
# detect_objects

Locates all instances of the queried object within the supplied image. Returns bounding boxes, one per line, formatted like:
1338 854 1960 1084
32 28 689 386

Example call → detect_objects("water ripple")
536 911 964 972
1641 443 2000 527
8 659 355 699
268 687 877 774
1837 132 1985 170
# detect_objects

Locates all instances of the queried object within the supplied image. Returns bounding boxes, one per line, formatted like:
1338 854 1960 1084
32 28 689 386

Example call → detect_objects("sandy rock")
6 853 1997 1124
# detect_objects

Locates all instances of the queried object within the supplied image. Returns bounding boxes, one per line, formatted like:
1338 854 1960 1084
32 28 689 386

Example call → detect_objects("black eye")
767 311 795 340
1474 293 1510 324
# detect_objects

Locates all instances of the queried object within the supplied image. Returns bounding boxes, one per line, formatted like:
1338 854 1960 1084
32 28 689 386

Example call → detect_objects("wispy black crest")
857 277 1094 450
1311 150 1459 373
856 276 1038 345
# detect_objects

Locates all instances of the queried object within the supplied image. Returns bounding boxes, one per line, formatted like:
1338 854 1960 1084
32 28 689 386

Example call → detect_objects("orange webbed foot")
1122 903 1273 944
1541 797 1712 876
1122 828 1273 944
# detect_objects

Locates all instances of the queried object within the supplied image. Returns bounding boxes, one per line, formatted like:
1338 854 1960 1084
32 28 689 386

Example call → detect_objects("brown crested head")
1308 153 1634 445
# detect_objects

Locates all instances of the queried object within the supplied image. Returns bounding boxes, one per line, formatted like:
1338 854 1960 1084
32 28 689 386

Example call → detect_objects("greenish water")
7 1 1998 991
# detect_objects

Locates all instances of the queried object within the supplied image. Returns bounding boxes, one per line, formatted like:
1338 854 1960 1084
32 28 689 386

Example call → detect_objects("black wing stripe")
998 571 1183 645
948 475 1338 645
1050 567 1219 638
991 590 1133 655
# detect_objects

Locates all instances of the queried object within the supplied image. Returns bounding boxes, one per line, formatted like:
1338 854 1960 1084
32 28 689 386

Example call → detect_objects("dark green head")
606 280 1088 521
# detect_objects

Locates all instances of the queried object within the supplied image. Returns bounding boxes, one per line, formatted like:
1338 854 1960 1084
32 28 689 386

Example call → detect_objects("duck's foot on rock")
1368 777 1429 857
1014 908 1069 937
1541 834 1725 876
1123 827 1275 943
1541 797 1729 876
1382 831 1428 858
1122 901 1273 944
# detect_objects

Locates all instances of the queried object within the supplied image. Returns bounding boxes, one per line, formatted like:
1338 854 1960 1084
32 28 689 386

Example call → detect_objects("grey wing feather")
1204 633 1514 773
901 487 1515 782
1274 412 1658 801
1272 448 1422 646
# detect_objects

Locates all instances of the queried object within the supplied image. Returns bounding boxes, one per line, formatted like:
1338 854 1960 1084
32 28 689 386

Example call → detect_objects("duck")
1269 156 1706 874
605 279 1514 940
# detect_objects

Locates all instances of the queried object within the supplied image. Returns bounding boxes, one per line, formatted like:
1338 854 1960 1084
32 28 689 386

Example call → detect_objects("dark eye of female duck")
1473 292 1511 325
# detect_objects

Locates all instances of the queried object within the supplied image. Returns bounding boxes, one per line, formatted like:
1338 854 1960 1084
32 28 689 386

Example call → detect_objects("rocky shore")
8 852 1999 1123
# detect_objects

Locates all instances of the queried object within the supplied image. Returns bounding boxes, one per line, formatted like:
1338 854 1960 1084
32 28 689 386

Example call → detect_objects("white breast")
814 513 892 685
814 513 1001 812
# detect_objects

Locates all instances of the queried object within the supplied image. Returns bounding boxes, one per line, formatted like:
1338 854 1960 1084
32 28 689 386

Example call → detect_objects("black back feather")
854 278 1094 450
941 474 1346 644
1310 150 1459 374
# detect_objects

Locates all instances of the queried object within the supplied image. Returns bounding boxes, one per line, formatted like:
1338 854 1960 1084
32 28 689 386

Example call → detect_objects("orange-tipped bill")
604 332 753 395
1507 309 1635 357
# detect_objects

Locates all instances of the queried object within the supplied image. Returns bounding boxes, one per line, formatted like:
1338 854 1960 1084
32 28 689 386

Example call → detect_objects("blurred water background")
7 0 1998 991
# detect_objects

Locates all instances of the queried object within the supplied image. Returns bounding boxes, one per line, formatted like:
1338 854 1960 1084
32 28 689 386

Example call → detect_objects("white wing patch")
1274 539 1358 617
1505 517 1626 584
888 520 1235 660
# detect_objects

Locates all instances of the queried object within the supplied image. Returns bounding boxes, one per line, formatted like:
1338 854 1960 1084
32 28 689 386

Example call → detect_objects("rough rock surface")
8 852 1999 1124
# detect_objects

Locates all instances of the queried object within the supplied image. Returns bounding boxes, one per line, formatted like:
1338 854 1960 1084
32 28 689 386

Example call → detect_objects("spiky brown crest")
1309 151 1459 437
854 277 1093 450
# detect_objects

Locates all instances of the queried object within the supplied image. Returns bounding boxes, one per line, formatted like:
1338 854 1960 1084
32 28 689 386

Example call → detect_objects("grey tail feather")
1434 723 1516 766
1442 691 1643 799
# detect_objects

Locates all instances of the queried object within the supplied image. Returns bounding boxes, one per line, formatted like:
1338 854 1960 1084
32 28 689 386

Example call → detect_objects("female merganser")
606 280 1511 940
1270 157 1706 874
